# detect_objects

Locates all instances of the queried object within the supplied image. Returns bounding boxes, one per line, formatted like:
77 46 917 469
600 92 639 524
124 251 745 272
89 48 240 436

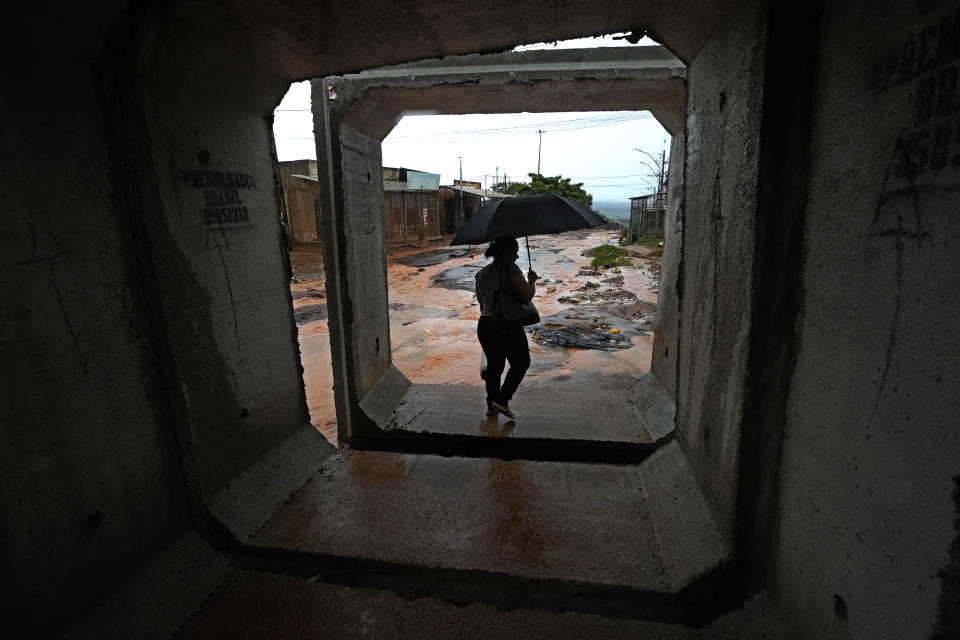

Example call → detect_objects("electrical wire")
386 113 652 141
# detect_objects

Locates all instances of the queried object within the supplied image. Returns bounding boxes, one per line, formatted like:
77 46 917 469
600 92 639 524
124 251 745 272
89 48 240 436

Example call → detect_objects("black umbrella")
450 194 604 269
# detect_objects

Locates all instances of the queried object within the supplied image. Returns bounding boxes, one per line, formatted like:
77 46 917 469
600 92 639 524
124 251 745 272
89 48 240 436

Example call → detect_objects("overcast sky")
272 35 671 203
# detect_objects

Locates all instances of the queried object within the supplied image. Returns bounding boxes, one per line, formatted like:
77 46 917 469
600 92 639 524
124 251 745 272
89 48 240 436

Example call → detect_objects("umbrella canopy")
450 194 604 246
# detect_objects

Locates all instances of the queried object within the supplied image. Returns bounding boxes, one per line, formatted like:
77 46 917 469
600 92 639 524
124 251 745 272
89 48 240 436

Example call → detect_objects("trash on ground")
533 325 632 351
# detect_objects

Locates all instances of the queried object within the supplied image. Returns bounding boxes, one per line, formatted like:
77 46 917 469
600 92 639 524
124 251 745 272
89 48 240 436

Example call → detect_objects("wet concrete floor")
252 448 672 591
249 441 729 597
369 381 674 462
178 570 784 640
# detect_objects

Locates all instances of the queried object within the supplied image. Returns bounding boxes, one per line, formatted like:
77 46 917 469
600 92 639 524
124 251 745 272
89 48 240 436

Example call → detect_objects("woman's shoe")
491 401 515 419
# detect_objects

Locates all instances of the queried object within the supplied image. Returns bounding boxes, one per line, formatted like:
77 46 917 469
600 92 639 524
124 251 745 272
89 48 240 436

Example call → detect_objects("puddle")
294 304 328 325
292 287 325 300
392 248 470 267
432 263 485 291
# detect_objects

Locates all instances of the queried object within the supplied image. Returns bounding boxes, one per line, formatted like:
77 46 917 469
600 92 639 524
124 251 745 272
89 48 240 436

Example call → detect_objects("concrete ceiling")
343 79 686 140
335 47 687 137
167 0 734 78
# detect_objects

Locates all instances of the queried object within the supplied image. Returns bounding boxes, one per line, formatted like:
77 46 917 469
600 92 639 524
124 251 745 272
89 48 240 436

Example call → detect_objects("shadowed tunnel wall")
773 2 960 638
1 1 958 638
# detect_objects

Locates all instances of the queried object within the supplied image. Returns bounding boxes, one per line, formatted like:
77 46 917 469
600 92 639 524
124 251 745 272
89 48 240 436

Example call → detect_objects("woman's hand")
509 266 536 302
527 269 539 284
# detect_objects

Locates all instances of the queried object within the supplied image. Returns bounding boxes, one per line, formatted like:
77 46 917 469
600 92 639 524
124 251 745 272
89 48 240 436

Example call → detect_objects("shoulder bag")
492 263 540 328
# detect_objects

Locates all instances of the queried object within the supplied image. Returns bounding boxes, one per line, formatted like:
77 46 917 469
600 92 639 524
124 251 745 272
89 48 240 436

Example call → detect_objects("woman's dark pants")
477 316 530 407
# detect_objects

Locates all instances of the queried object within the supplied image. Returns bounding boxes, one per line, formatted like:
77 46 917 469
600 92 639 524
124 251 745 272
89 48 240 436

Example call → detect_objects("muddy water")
290 230 660 443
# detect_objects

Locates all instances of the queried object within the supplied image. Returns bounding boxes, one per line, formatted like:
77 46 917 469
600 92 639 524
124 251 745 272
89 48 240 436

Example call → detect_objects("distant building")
278 162 504 244
382 167 442 244
629 189 667 240
439 185 512 233
278 160 321 244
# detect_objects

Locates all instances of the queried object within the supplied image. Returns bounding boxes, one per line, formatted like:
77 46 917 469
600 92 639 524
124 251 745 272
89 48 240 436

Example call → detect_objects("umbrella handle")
525 235 532 275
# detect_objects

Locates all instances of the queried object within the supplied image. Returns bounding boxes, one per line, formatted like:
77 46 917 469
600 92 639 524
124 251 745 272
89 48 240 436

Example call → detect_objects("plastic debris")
533 326 631 351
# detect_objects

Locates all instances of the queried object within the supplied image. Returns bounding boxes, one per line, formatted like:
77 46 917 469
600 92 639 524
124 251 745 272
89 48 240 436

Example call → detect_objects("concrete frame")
310 46 686 442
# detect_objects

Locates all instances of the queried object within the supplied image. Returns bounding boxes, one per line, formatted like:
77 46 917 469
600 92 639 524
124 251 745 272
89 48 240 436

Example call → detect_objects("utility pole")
537 130 545 174
458 155 464 226
660 149 667 193
635 148 667 194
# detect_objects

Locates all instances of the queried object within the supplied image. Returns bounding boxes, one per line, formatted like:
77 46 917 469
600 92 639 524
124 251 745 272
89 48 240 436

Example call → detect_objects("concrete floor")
247 441 730 620
177 570 784 640
61 442 755 639
252 449 670 590
354 380 674 461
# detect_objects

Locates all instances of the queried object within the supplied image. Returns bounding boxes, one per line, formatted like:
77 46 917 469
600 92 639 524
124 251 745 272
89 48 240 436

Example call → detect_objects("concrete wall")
122 15 312 498
312 79 405 440
651 131 686 398
0 6 326 632
0 6 192 634
674 0 766 533
315 57 686 440
773 2 960 638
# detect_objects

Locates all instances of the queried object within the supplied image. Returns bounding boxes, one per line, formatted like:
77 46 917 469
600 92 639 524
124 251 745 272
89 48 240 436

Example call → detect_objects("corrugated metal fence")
384 190 441 243
284 183 442 245
285 184 321 243
629 193 666 240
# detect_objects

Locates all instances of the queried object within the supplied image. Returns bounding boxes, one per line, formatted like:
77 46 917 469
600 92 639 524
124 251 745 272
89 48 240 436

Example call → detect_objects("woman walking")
475 235 539 418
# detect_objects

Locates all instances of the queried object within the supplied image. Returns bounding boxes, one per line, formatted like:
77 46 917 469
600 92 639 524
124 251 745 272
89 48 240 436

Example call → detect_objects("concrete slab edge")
640 440 732 590
235 544 712 626
347 46 686 83
347 431 658 463
629 372 678 442
359 364 412 428
62 531 233 640
206 422 337 542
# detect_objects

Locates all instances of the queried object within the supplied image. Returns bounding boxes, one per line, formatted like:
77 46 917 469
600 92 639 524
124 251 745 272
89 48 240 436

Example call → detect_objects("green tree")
490 180 528 197
491 173 594 207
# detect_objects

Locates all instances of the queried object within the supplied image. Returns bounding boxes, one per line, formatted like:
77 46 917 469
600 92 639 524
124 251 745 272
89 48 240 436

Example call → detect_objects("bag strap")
489 263 502 312
497 261 512 298
492 261 520 311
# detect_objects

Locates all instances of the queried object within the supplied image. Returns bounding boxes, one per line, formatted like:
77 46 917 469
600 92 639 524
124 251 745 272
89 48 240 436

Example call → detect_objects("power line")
275 109 649 130
385 112 652 140
568 173 649 180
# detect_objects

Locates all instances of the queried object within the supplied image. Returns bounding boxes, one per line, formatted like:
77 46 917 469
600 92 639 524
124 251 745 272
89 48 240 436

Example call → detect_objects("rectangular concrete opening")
273 82 337 445
237 45 727 623
342 108 676 461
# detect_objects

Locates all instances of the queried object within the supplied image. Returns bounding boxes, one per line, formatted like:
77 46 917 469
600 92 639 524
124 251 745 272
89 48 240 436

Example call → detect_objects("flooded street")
290 230 661 443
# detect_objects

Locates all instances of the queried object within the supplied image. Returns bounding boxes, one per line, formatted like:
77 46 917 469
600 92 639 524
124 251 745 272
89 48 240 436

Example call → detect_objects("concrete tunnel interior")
4 0 959 637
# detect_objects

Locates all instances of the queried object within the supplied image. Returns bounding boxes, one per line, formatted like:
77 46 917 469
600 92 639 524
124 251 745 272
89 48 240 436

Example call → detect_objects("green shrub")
618 234 662 248
586 245 632 268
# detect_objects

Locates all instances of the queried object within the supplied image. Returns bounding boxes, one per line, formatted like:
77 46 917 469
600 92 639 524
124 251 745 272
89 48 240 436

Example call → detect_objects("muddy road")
290 230 662 443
